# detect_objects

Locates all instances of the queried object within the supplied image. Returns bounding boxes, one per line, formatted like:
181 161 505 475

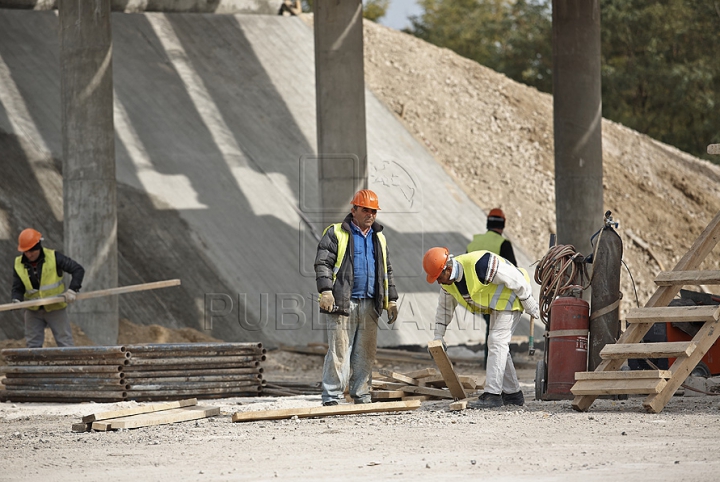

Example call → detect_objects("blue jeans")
321 298 378 404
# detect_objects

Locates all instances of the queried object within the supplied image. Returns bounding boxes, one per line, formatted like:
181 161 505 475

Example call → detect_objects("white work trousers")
484 309 522 395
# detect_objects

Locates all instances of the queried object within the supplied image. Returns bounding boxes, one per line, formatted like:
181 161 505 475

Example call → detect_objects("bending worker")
315 189 399 406
467 207 517 368
423 246 539 408
11 228 85 348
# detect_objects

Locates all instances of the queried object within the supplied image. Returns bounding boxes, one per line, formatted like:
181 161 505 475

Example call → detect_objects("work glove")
64 289 77 304
430 334 447 353
11 299 21 303
319 291 335 312
521 295 540 319
386 301 399 324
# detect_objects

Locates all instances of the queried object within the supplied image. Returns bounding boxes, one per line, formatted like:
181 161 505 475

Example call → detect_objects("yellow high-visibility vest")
14 248 67 312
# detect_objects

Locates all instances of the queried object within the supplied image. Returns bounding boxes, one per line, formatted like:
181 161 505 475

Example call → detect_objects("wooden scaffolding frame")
571 211 720 413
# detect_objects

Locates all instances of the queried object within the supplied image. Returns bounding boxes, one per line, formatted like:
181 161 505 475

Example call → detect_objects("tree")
408 0 553 93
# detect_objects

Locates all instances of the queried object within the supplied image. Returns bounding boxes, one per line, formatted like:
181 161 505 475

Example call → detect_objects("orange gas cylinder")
546 296 589 396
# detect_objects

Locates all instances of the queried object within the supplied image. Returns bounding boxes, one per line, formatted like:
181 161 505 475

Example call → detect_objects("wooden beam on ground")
82 398 197 423
93 405 220 430
399 385 453 399
376 369 421 386
0 279 181 312
449 397 475 411
427 340 467 400
231 400 421 422
401 368 439 379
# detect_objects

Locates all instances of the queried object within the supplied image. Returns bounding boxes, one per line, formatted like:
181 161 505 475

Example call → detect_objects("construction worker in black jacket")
11 228 84 348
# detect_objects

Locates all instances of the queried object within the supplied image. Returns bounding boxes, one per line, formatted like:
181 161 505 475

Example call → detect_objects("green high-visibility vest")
443 251 527 314
322 223 390 309
14 248 67 312
467 230 504 254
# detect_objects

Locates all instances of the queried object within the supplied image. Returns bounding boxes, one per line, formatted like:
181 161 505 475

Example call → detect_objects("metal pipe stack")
1 343 265 403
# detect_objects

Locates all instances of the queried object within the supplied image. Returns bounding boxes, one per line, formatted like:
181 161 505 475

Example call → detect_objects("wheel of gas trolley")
690 361 711 378
534 359 546 401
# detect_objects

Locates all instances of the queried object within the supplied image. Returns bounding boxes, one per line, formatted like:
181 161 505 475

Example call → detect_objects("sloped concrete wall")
0 10 538 347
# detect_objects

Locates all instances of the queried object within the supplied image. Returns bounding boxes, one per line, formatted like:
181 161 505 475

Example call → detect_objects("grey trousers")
24 308 75 348
322 299 378 404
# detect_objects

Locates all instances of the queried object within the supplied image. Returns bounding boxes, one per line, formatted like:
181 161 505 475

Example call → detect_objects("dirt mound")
362 20 720 312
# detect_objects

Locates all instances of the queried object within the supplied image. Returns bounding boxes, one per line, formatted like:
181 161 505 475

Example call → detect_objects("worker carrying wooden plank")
423 246 540 408
11 228 85 348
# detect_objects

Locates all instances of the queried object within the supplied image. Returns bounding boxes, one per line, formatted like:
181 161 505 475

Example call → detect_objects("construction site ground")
2 348 720 481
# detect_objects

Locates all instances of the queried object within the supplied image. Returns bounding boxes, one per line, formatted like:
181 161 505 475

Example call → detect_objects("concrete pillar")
314 0 367 224
59 0 118 345
552 0 603 258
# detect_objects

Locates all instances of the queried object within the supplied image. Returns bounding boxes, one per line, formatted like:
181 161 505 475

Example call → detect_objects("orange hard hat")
488 208 506 221
423 247 450 283
18 228 42 252
351 189 381 210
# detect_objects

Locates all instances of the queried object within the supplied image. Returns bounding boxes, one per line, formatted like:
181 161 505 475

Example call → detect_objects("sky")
376 0 423 31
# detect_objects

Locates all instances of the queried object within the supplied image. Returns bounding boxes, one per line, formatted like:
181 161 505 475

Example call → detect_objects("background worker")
466 208 517 367
11 228 85 348
315 189 399 406
423 246 540 408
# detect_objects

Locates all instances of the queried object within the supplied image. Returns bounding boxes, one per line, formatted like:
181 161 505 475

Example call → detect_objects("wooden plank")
401 395 433 401
423 374 478 389
573 210 720 412
571 378 667 395
427 340 467 400
654 270 720 286
231 400 421 422
599 342 694 359
91 421 113 431
574 370 671 380
370 390 405 399
644 318 720 413
449 397 475 411
376 369 420 386
401 368 439 379
0 279 181 312
82 398 197 423
625 305 720 323
399 385 453 399
102 405 220 430
371 381 408 390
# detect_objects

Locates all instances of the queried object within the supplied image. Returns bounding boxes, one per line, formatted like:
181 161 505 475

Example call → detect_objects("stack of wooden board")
371 367 482 402
72 398 220 432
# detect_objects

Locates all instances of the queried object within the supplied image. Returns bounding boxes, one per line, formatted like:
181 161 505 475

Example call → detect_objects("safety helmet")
487 208 506 230
18 228 43 252
351 189 381 210
423 247 450 283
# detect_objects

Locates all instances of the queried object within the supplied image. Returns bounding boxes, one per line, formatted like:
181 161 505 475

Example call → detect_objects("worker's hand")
386 301 399 324
319 291 335 312
64 289 77 304
521 296 540 319
430 335 447 353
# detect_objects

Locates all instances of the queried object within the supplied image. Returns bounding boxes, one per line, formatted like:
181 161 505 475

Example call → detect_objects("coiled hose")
533 245 590 326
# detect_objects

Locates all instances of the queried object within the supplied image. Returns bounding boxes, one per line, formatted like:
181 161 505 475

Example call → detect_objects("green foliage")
601 0 720 160
408 0 552 93
301 0 389 22
364 0 389 21
408 0 720 160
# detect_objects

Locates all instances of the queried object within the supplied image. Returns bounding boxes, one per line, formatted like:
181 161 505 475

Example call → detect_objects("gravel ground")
2 356 720 482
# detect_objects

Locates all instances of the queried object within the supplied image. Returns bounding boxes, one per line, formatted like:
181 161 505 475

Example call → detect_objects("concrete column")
552 0 603 259
59 0 118 345
314 0 367 224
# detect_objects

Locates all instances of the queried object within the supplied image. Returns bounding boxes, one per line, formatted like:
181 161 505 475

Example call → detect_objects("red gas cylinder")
546 296 589 396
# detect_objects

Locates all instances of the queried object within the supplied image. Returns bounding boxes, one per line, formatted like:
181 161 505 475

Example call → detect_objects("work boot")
322 400 338 406
467 392 503 409
502 390 525 406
